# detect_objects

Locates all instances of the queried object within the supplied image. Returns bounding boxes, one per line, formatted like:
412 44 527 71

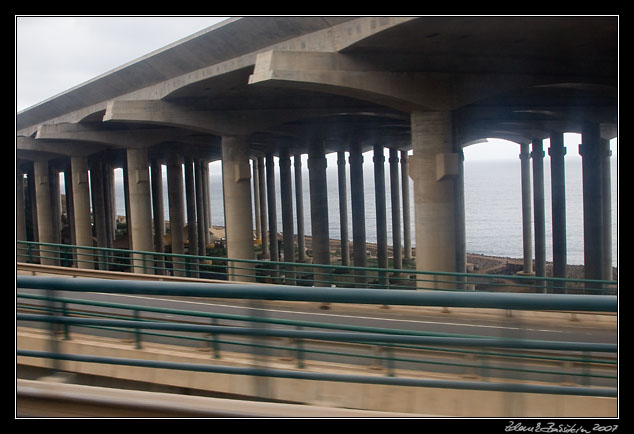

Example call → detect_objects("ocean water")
108 153 618 267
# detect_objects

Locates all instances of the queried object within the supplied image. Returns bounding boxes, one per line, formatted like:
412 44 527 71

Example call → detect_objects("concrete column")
389 148 402 271
519 143 534 275
294 153 306 263
62 164 77 249
400 150 412 264
279 149 295 284
16 165 27 242
49 164 62 247
126 148 154 274
195 159 206 257
266 153 279 263
279 150 295 260
184 156 199 277
26 163 39 243
221 135 255 281
70 156 93 269
349 141 367 285
202 161 212 246
374 145 388 275
531 139 546 282
307 138 330 271
90 160 110 270
257 157 269 259
548 132 567 280
33 160 58 265
150 159 165 274
601 138 613 281
337 151 350 267
166 153 186 276
454 149 467 277
410 111 458 288
252 159 262 242
579 122 604 282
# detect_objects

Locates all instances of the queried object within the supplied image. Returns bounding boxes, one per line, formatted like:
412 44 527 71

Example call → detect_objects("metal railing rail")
17 240 618 295
17 275 617 398
17 291 617 376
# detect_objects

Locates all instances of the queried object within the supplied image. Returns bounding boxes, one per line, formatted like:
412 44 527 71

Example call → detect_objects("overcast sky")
16 16 230 111
15 16 615 161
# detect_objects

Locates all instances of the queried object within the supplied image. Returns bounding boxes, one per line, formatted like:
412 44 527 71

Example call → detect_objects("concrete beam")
36 122 184 149
104 100 345 136
249 51 544 112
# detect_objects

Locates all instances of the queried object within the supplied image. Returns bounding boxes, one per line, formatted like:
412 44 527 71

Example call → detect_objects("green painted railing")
17 275 617 397
17 240 618 295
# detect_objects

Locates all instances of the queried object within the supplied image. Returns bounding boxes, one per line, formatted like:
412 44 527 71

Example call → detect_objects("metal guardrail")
17 275 618 398
17 240 618 295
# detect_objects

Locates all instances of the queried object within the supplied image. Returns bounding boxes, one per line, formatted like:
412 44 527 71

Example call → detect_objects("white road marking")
103 293 567 334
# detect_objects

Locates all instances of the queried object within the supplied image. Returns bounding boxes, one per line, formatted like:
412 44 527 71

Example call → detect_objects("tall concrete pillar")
294 154 306 263
548 132 567 280
167 152 186 276
279 149 295 263
519 143 534 275
150 159 165 274
252 159 262 242
195 159 207 256
126 147 154 274
307 138 330 272
410 111 458 288
389 148 402 271
531 139 546 282
400 150 412 264
16 164 27 242
26 163 39 243
221 135 255 281
579 122 604 282
257 157 269 259
600 138 613 281
70 156 93 269
454 149 467 277
184 156 199 277
62 164 76 252
266 153 279 263
202 161 212 246
349 141 367 285
374 145 388 275
33 159 58 265
337 151 350 267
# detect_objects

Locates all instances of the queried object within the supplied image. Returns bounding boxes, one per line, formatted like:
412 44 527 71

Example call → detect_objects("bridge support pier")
389 148 402 272
410 110 459 289
166 152 186 277
307 137 330 283
294 153 307 263
519 143 534 275
349 140 367 285
33 159 59 266
126 148 154 274
548 132 567 281
580 123 612 282
337 151 350 267
221 135 255 281
70 156 93 269
400 151 412 264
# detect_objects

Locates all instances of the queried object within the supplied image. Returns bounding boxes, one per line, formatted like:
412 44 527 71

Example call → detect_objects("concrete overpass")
16 16 618 284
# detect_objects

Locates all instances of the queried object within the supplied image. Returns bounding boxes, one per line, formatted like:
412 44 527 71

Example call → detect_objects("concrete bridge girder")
34 122 186 150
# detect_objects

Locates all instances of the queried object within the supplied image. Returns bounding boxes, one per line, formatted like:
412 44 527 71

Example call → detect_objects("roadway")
17 281 617 388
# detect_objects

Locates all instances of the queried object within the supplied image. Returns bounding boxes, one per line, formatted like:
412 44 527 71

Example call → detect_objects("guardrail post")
133 309 142 350
61 301 70 340
211 317 221 359
296 326 305 369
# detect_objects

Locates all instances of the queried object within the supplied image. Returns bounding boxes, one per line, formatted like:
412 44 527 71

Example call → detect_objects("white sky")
15 16 616 161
